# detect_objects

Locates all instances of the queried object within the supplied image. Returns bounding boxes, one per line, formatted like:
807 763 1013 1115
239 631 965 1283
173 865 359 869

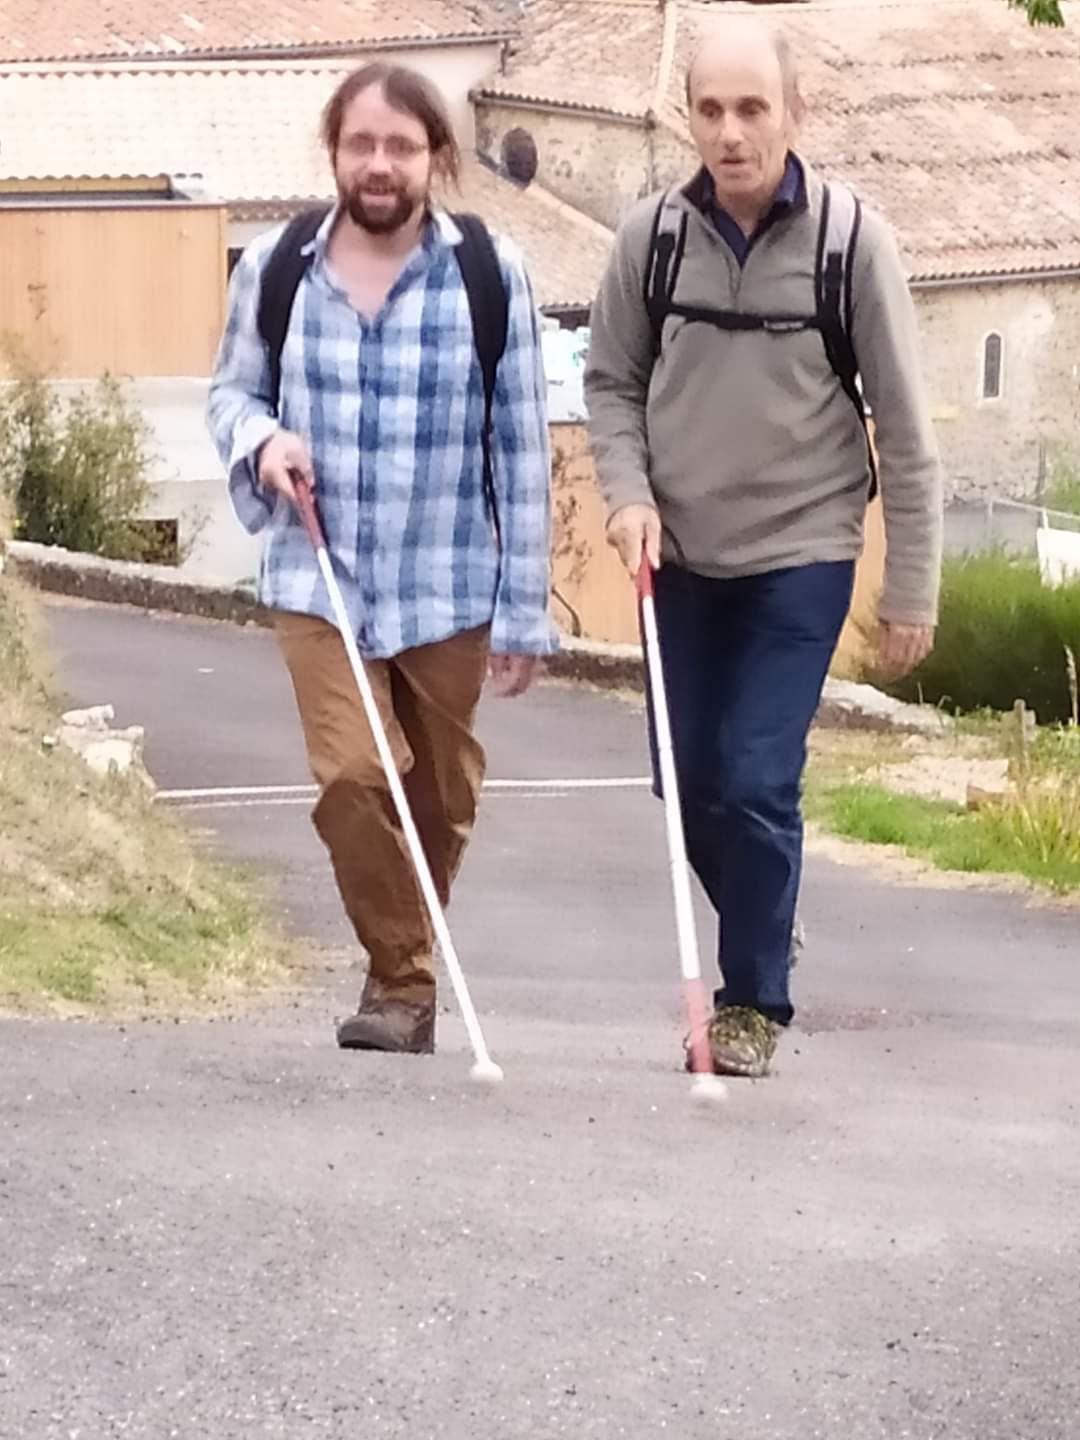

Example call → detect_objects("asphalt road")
1 596 1077 1440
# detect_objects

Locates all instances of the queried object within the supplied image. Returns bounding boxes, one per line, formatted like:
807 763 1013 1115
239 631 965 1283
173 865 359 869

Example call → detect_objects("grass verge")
805 781 1080 894
0 570 289 1012
804 723 1080 895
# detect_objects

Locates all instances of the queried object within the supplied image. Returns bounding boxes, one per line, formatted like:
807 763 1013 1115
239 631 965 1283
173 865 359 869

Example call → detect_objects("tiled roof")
460 162 613 309
0 1 513 63
0 67 611 308
480 0 1080 281
478 0 665 118
0 69 332 198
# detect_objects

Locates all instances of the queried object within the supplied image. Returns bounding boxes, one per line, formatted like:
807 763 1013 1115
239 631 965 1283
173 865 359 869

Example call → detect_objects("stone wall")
475 103 700 229
475 102 653 230
913 277 1080 502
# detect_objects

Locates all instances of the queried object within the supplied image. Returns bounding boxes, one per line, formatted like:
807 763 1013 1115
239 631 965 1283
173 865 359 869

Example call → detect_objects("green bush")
1008 0 1065 27
0 358 155 561
1043 451 1080 518
889 549 1080 723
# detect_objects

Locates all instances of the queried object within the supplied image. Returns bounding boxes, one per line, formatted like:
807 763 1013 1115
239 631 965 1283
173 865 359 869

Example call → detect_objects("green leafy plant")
886 550 1080 724
0 352 156 561
1009 0 1065 25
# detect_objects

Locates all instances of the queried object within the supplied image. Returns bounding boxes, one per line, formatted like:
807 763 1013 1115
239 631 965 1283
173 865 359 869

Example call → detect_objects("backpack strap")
255 204 332 415
451 211 510 547
645 197 688 354
643 180 878 502
816 181 877 498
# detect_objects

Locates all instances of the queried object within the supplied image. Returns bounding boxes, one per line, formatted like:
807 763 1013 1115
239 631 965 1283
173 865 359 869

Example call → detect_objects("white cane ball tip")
470 1059 505 1086
690 1074 728 1105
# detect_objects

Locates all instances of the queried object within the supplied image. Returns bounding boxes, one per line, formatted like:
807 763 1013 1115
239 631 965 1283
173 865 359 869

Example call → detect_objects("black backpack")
255 206 509 541
644 180 877 497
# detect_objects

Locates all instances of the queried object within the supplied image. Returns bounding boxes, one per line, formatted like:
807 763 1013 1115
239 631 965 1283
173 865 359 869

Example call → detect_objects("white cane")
295 477 503 1086
637 559 727 1105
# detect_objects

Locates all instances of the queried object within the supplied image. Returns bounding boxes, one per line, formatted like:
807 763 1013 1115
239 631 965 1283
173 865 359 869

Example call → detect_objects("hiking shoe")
336 995 435 1054
707 1006 780 1079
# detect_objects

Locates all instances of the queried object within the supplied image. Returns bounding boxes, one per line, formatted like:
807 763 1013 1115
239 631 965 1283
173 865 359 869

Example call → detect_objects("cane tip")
689 1073 728 1105
470 1059 505 1086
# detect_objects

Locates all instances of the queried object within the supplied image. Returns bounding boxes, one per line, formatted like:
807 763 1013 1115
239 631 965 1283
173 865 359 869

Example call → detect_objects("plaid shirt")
207 208 554 658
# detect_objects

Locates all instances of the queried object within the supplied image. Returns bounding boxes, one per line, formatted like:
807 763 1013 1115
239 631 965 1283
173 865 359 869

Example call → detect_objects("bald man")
585 18 942 1078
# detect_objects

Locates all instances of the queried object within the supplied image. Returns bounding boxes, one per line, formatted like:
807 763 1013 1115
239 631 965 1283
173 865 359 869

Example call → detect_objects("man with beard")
208 64 552 1054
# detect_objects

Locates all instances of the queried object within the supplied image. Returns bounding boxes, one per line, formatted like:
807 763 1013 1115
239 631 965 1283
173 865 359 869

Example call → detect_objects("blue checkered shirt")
207 208 554 658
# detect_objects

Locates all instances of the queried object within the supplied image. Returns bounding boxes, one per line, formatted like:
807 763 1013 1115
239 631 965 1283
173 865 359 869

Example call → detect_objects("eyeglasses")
341 134 430 163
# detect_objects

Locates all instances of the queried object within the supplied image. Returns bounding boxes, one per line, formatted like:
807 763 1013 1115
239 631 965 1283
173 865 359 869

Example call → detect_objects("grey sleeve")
852 211 944 626
583 205 658 517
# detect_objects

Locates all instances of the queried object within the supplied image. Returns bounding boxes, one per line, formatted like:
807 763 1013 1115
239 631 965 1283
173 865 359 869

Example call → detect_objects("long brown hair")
321 63 463 185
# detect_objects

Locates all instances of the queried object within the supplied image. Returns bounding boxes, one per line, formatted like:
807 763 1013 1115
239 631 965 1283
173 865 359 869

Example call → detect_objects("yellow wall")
0 203 227 378
832 496 885 678
551 422 885 673
552 423 641 645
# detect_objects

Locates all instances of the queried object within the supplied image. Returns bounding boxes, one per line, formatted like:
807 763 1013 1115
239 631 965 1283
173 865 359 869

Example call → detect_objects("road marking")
157 777 652 809
165 793 579 812
159 784 317 801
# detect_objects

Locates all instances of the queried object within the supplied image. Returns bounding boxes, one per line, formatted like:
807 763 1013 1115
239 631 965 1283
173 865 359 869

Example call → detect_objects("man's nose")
717 114 743 148
364 147 394 175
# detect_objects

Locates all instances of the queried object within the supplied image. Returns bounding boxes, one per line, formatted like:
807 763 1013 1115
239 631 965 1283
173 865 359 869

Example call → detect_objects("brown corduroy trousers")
274 612 490 1003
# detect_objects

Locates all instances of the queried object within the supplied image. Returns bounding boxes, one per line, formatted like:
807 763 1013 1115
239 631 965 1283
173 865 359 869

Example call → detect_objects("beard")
341 179 420 235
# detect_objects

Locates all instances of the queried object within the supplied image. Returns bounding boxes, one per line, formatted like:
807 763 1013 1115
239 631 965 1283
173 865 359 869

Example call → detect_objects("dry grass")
0 570 289 1012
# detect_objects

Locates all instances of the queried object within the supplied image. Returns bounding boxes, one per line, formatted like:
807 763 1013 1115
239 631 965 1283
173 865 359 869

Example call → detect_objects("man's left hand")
877 621 935 678
488 654 539 698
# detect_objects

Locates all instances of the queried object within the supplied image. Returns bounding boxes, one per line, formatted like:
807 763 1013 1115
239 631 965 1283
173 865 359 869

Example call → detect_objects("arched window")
982 332 1004 401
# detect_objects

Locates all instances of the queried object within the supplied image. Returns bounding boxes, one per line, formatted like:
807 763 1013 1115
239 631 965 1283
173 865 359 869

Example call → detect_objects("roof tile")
0 1 513 63
482 0 1080 280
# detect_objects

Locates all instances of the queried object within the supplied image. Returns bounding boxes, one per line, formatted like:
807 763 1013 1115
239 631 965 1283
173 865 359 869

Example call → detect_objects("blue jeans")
648 561 855 1025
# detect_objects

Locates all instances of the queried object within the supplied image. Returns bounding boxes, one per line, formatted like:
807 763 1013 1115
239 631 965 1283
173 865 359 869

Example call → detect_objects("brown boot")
336 993 436 1054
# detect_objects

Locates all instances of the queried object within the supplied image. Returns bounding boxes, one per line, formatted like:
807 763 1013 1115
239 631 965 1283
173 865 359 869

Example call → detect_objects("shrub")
0 355 156 561
888 549 1080 723
1043 450 1080 519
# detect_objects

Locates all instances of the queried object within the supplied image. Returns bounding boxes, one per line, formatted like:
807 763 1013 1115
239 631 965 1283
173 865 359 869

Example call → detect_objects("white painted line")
168 797 313 811
157 776 651 803
159 783 317 801
171 792 575 812
491 777 650 791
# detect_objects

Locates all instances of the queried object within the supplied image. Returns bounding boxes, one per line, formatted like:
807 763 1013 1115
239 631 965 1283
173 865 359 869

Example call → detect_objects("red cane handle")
293 474 326 552
636 554 655 601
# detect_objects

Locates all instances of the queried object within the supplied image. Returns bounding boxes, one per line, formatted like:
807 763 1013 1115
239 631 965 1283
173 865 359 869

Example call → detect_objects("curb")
3 540 645 689
544 635 643 690
4 542 948 733
5 540 269 630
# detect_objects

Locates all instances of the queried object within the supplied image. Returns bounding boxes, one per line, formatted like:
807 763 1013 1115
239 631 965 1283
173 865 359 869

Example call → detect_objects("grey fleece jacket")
584 161 944 625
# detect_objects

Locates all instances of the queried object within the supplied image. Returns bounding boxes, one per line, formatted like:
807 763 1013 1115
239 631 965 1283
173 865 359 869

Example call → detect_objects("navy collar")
689 152 807 266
